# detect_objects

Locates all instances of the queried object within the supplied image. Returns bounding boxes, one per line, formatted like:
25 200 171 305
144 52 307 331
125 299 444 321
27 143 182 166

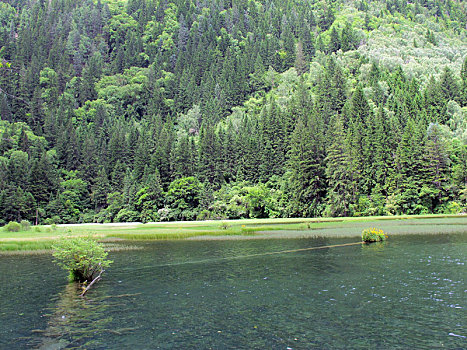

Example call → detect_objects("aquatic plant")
362 228 388 242
52 236 112 285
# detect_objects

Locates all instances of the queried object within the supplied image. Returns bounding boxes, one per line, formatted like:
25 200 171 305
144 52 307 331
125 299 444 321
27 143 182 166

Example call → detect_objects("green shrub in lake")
52 236 112 283
362 228 388 242
4 221 21 232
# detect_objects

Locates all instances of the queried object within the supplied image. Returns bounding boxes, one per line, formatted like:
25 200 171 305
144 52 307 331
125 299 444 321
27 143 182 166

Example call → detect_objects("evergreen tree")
92 167 110 211
287 111 326 218
328 26 341 53
198 124 222 187
294 42 308 76
424 123 449 210
461 56 467 106
439 66 460 104
324 115 354 217
392 119 427 214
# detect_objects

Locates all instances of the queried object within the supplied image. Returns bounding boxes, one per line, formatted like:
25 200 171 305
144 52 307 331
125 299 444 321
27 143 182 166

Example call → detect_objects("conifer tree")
424 123 449 209
29 152 57 207
198 124 222 187
294 42 308 76
287 111 326 218
324 115 353 217
459 56 467 106
92 167 110 211
392 119 427 213
328 26 341 53
439 66 460 104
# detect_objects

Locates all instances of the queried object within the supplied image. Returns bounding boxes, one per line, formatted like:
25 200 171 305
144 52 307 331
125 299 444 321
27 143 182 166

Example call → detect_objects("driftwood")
80 269 104 297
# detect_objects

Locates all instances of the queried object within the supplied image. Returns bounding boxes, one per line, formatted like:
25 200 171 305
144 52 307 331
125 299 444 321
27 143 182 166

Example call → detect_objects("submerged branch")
80 268 104 297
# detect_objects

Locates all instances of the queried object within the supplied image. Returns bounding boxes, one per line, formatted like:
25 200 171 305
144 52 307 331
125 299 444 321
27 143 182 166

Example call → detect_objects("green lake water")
1 234 466 349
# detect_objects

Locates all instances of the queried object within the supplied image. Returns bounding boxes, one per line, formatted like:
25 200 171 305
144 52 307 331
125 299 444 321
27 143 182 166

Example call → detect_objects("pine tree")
324 115 353 217
392 119 427 214
341 22 356 52
198 124 222 187
460 56 467 107
173 135 197 178
424 123 449 210
439 66 460 103
424 75 444 123
287 111 326 218
300 23 315 60
92 167 110 211
348 84 370 125
57 119 81 170
328 26 341 53
29 152 56 208
373 105 392 192
259 99 287 177
294 42 308 76
316 57 347 123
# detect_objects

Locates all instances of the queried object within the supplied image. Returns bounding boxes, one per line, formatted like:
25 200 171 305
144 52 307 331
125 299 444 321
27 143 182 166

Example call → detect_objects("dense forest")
0 0 466 224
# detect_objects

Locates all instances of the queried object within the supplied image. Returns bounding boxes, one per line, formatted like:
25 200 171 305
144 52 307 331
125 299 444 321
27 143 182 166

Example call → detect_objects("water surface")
1 234 466 349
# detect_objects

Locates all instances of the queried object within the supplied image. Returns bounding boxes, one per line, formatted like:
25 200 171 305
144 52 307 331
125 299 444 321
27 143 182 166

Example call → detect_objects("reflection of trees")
33 283 136 349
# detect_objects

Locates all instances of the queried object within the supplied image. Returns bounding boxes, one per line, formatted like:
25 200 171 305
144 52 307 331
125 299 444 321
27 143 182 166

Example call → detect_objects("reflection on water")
1 234 466 349
32 283 140 349
33 283 110 349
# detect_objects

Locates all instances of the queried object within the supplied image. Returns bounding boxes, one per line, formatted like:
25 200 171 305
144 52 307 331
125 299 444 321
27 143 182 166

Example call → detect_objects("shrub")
20 220 31 231
44 216 61 225
115 208 140 222
196 209 211 221
79 210 96 223
157 208 170 221
362 228 388 242
52 236 113 283
4 221 21 232
437 201 462 214
219 222 230 230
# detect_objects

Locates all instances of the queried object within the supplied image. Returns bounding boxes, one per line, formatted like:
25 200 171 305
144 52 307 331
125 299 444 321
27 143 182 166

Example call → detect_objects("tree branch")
80 267 104 297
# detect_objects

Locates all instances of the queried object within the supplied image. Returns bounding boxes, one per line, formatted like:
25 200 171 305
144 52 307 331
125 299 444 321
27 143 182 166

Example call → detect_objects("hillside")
0 0 466 224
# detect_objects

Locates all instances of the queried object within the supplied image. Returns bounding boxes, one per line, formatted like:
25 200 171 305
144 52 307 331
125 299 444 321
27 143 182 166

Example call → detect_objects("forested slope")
0 0 466 224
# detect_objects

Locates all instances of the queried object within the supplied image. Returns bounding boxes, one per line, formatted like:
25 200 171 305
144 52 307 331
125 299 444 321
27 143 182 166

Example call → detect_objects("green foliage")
165 177 203 221
52 236 112 283
1 0 466 225
219 222 230 230
362 228 388 242
20 220 30 231
3 221 21 232
115 208 140 223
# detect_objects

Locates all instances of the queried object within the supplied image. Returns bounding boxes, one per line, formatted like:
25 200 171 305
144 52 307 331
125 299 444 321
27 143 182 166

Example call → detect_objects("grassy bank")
1 214 466 253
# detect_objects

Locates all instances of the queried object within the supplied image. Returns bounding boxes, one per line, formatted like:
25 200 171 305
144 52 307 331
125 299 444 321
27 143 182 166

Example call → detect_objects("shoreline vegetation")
1 214 466 254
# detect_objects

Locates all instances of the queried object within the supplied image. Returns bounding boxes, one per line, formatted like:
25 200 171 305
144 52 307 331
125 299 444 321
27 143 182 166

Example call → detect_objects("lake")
1 234 466 349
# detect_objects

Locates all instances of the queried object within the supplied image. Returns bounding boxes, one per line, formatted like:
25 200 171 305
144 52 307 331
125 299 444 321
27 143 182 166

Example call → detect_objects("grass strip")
0 214 465 252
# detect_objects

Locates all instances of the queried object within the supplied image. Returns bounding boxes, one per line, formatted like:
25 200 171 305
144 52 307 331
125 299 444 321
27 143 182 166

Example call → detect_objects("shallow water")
1 234 466 349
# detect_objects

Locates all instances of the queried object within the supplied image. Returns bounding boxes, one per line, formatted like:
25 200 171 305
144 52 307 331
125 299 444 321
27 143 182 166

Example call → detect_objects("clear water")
1 234 466 349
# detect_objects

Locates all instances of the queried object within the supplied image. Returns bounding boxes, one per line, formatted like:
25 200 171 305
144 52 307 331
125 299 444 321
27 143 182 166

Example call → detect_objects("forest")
0 0 466 224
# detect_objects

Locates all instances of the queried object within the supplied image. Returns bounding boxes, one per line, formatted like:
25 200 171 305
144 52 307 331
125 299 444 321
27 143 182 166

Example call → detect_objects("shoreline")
1 214 466 254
